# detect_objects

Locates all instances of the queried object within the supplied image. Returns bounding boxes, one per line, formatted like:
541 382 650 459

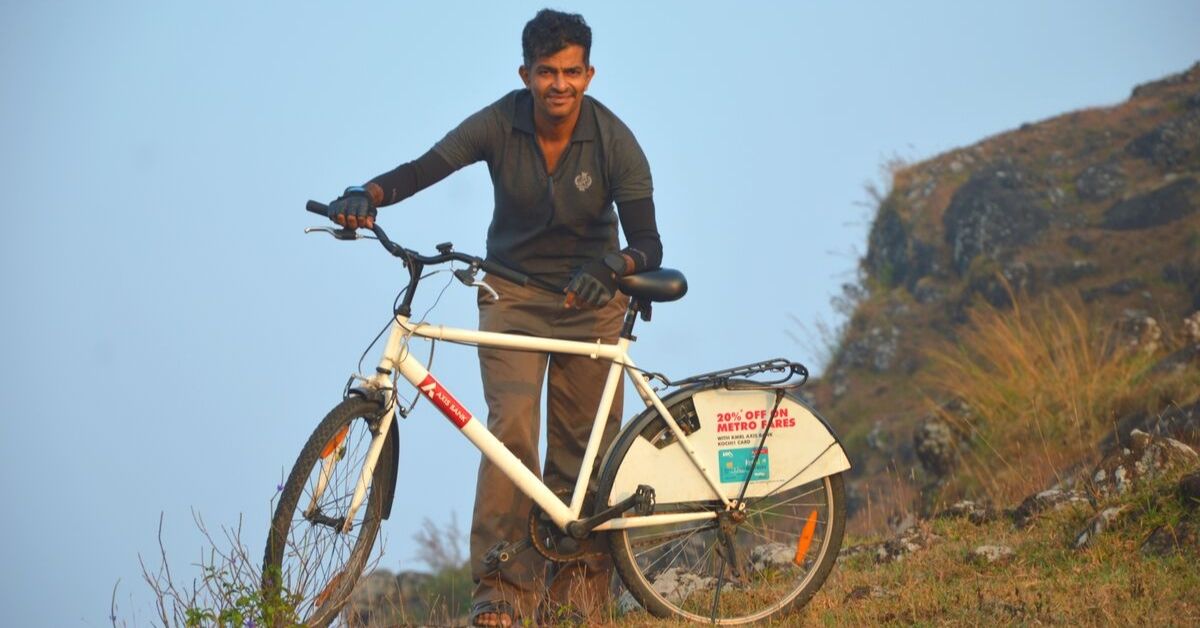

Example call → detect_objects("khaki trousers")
470 274 628 619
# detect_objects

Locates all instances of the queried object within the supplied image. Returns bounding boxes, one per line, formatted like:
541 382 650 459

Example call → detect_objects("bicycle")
261 200 852 626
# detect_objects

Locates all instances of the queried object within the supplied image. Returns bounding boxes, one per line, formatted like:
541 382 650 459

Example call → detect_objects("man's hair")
522 9 591 67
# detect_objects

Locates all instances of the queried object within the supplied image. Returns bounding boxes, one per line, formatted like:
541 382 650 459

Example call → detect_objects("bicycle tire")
262 396 395 627
598 387 846 624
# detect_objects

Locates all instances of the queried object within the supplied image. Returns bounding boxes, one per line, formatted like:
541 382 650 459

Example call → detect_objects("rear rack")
661 358 809 391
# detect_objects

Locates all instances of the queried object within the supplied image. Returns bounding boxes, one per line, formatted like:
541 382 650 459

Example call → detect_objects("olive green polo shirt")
432 89 653 286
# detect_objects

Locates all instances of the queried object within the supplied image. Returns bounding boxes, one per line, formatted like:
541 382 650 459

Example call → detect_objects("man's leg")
470 282 554 622
540 296 628 620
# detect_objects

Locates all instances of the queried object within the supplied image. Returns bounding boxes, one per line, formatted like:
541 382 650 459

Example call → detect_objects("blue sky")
2 1 1198 624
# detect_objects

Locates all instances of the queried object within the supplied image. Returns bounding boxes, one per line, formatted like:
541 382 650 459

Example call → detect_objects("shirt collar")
514 89 595 142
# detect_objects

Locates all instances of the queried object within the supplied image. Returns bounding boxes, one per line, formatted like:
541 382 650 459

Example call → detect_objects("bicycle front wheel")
262 397 395 627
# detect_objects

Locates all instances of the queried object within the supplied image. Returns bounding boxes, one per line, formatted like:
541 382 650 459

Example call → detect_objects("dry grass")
919 288 1159 504
806 483 1200 626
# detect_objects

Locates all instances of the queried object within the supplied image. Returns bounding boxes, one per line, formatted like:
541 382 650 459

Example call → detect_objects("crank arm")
566 485 655 539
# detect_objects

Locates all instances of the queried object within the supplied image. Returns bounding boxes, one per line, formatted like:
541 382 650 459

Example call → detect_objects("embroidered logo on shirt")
574 171 593 192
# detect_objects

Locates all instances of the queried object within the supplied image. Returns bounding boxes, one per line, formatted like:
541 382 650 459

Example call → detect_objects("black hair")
521 9 591 67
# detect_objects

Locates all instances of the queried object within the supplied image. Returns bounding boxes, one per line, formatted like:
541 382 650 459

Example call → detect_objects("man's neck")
534 107 580 143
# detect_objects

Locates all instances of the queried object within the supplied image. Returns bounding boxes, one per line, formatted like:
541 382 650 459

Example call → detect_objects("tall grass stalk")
921 289 1155 502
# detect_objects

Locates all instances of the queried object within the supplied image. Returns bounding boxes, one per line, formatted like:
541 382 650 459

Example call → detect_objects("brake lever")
304 226 362 241
454 268 500 301
305 226 380 242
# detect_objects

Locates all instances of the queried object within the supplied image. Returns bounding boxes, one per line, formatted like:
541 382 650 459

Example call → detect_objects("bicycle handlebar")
306 200 530 287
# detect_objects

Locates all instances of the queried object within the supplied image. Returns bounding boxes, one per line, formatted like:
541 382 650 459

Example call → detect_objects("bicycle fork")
304 400 397 534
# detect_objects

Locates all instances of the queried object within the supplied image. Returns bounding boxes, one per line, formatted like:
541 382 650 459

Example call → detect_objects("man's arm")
329 101 502 228
615 196 662 274
564 196 662 309
365 149 456 207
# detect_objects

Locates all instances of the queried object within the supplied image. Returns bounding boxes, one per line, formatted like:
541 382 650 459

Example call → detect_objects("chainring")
528 490 605 563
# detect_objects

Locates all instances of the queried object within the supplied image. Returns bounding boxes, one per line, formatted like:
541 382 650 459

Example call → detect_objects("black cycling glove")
565 252 627 308
327 185 376 229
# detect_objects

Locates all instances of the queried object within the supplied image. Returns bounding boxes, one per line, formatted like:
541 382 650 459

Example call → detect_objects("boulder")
914 418 960 479
749 543 794 572
1185 311 1200 344
843 585 891 603
1148 344 1200 375
1073 504 1134 549
1099 401 1200 453
967 261 1036 307
1141 520 1199 557
944 165 1050 275
838 324 900 372
646 567 716 607
936 500 998 525
348 569 435 624
1089 430 1199 499
1101 177 1199 230
865 204 939 290
1111 310 1163 354
1125 110 1200 170
967 544 1015 565
1180 471 1200 508
1082 279 1148 303
1010 488 1091 528
875 525 939 564
1047 259 1099 285
912 277 945 304
1065 234 1095 253
866 202 910 287
1075 162 1126 202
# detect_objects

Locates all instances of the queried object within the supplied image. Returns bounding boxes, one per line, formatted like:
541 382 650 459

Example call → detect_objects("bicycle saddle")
618 268 687 302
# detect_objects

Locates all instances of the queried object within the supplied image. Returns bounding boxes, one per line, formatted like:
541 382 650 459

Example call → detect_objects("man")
325 9 662 627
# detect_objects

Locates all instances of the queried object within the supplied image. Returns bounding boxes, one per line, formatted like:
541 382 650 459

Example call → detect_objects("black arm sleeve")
616 196 662 273
368 149 456 207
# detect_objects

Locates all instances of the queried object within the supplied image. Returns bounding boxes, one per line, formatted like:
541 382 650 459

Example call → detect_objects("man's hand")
564 252 627 309
327 185 377 230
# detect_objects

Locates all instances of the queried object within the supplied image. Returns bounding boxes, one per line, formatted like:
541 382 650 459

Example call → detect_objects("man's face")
519 44 594 122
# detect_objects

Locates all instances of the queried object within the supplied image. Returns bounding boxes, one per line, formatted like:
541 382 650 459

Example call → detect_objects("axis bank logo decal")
418 374 471 428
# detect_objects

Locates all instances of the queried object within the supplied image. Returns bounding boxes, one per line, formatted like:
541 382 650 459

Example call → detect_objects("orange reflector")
314 571 344 607
320 426 349 459
793 510 819 565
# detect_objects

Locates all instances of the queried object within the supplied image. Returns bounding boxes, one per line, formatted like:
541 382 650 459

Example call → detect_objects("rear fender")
598 384 851 506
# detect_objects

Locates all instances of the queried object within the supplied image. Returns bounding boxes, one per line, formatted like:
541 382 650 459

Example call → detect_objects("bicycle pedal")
634 484 656 516
482 538 531 572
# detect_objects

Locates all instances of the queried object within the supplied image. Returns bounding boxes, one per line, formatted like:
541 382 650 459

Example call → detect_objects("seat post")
620 299 644 340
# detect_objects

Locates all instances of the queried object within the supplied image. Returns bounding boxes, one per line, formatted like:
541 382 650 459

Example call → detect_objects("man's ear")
518 65 530 87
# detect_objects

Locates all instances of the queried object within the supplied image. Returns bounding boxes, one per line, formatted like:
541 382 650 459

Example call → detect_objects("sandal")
470 599 515 628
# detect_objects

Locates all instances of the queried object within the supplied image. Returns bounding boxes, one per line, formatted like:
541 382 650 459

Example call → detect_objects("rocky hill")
806 62 1200 531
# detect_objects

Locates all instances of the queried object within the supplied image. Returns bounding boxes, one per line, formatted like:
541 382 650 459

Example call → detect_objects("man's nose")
552 73 567 90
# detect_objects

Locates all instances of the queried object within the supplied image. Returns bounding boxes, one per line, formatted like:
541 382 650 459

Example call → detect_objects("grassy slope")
807 471 1200 626
809 62 1200 537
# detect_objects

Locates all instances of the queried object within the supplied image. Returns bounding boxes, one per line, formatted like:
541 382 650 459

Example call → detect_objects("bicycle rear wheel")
600 390 846 624
262 397 395 627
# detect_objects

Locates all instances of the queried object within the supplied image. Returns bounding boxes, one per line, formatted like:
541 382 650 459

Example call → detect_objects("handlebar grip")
306 200 329 215
481 259 529 286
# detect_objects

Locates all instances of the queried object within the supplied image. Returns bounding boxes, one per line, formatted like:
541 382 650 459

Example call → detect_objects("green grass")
802 469 1200 626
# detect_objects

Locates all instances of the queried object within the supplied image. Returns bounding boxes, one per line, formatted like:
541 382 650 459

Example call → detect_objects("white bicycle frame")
314 307 732 535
